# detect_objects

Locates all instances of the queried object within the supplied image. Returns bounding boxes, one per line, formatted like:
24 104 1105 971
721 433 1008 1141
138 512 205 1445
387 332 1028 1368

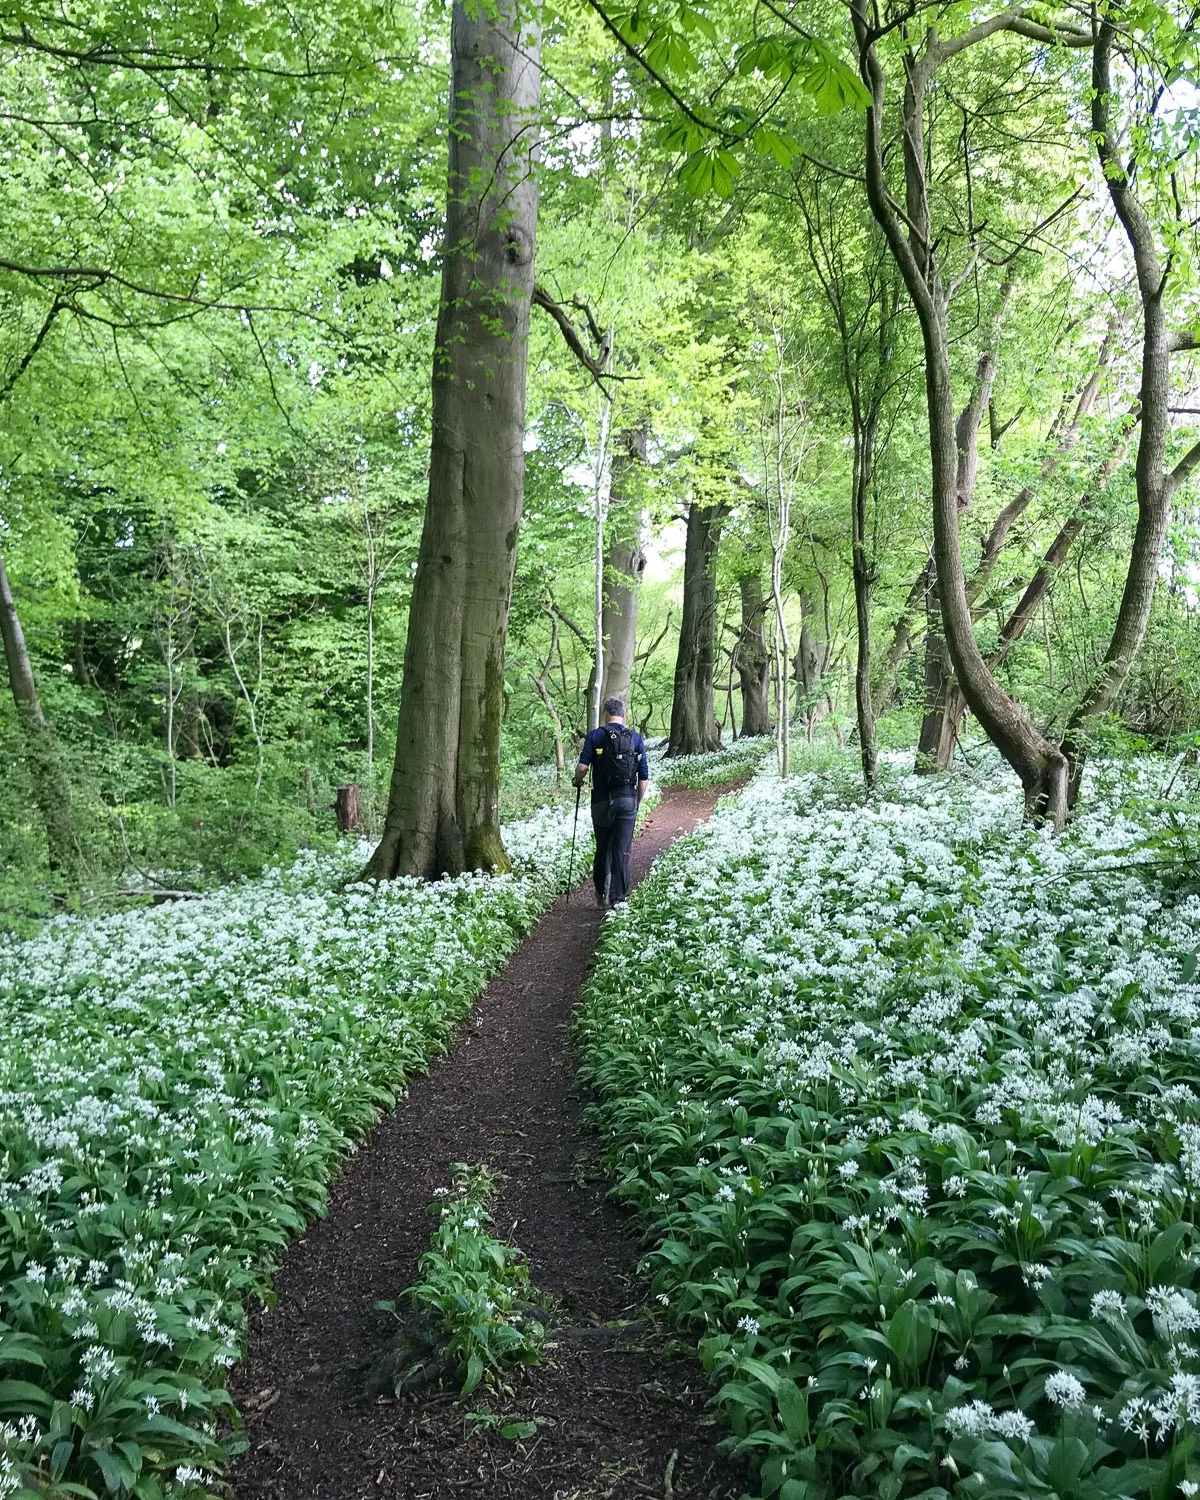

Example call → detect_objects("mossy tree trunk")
367 0 540 879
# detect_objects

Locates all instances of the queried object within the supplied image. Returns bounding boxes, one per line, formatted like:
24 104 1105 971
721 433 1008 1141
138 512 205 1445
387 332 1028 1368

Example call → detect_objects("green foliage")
0 810 575 1497
653 736 775 789
389 1165 547 1398
579 756 1200 1498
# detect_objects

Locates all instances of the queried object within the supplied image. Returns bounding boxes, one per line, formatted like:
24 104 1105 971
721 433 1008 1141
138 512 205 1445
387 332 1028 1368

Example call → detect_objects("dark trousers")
592 793 637 904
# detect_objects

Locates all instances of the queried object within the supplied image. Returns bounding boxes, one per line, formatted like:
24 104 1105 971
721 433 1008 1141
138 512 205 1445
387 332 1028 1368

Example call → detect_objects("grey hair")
602 696 625 718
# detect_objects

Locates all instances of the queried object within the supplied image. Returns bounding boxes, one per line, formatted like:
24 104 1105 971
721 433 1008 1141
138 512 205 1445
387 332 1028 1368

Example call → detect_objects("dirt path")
229 786 742 1500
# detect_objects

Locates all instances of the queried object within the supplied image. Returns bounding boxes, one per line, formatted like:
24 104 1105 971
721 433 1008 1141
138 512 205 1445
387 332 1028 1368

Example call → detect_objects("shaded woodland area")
3 0 1200 908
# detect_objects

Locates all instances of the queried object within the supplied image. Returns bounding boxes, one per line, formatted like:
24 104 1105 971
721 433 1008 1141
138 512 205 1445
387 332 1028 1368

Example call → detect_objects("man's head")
602 695 625 723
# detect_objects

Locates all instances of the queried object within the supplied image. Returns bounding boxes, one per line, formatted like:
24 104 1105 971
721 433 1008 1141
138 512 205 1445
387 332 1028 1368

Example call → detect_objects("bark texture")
598 426 648 716
734 572 772 738
667 502 724 756
367 0 540 879
0 546 78 873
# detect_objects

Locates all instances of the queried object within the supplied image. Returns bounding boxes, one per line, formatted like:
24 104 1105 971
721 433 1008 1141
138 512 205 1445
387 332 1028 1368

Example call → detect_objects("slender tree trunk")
667 501 724 756
939 418 1136 752
915 293 1006 771
533 611 566 777
851 411 878 788
734 573 772 737
918 337 1118 767
854 11 1069 823
0 546 78 874
1061 23 1200 806
873 560 931 715
366 579 375 770
598 425 647 715
589 388 614 731
367 0 540 878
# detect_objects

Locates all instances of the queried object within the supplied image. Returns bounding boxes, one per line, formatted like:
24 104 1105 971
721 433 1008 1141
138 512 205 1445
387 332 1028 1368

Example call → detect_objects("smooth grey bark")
598 425 647 718
0 545 77 873
368 0 540 878
667 501 724 756
734 572 772 738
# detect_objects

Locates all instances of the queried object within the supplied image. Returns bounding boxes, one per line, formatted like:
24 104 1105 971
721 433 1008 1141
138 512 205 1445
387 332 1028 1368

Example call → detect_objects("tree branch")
0 298 65 402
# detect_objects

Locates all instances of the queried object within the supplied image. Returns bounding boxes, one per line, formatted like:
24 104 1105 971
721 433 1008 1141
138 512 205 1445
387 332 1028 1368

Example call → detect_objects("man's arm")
636 736 650 803
637 777 648 805
573 732 593 789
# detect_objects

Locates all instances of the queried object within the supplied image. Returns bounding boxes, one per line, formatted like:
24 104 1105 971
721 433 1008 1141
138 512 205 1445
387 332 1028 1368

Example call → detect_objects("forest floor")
229 785 743 1500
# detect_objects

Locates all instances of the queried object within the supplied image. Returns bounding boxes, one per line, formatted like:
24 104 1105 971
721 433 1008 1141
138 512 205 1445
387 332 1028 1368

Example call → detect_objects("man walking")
573 697 650 908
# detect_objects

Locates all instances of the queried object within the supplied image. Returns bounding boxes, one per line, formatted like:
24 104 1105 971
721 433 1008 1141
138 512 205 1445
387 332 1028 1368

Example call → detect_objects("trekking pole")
565 783 581 902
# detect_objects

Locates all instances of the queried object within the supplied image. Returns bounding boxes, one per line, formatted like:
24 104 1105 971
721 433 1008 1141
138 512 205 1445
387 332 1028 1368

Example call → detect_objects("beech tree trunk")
598 426 648 715
667 501 724 756
367 0 540 879
0 546 78 874
735 572 772 738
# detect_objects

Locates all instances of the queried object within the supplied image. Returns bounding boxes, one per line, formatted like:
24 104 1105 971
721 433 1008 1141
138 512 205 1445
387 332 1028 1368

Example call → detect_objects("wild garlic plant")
397 1163 545 1397
579 754 1200 1499
649 736 775 790
0 805 578 1500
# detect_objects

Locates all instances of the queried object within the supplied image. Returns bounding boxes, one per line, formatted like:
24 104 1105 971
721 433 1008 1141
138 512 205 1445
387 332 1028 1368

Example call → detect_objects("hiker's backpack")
593 726 640 794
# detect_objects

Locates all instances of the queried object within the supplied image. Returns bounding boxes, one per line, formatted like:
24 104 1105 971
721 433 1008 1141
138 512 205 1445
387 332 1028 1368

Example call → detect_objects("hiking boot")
594 889 607 908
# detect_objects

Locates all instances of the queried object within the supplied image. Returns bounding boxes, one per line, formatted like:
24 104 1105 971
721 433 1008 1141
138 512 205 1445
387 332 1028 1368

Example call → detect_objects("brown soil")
229 785 744 1500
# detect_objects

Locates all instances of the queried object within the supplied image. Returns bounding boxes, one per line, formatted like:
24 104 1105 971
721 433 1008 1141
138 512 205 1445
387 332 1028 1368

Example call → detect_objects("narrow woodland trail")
230 786 742 1500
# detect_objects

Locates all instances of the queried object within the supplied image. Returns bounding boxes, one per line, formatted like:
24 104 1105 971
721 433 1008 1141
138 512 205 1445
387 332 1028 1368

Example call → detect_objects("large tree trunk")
367 0 540 879
0 546 78 874
854 9 1069 823
734 572 772 738
597 426 648 717
667 501 723 756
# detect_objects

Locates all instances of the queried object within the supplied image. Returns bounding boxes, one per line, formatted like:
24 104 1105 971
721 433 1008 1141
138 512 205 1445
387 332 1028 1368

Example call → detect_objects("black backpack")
593 726 640 793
